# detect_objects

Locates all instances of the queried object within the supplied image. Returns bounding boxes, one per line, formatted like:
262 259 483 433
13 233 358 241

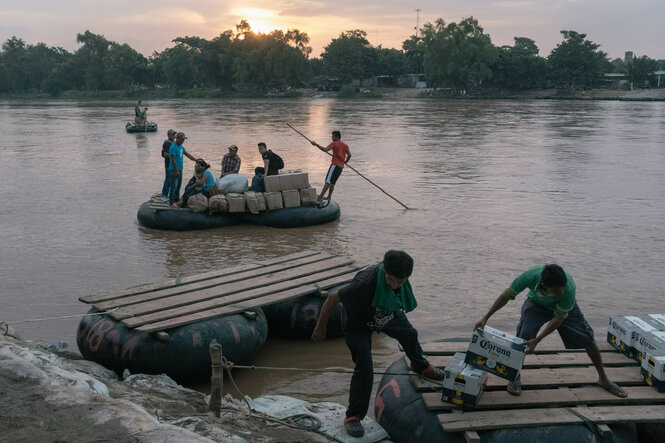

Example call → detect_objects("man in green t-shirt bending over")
474 264 627 397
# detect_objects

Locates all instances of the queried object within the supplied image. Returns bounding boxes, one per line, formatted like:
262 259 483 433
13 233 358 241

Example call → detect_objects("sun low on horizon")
232 7 285 35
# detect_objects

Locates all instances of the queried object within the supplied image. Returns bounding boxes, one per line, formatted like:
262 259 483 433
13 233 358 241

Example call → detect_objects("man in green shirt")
474 264 627 398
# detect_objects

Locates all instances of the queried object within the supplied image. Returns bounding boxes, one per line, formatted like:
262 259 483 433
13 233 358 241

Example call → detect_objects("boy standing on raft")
310 130 351 201
474 264 627 398
312 250 443 438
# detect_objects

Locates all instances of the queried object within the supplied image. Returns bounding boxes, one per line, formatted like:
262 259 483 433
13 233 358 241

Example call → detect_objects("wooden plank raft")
79 250 361 333
412 338 665 438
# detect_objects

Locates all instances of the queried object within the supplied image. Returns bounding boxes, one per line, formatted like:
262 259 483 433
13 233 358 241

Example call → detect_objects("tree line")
1 17 664 95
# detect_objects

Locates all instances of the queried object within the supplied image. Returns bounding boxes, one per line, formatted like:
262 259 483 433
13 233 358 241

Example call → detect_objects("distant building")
398 74 427 88
625 51 633 63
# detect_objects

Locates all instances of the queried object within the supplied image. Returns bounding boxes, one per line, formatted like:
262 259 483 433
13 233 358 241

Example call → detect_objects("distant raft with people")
126 121 158 133
138 172 341 231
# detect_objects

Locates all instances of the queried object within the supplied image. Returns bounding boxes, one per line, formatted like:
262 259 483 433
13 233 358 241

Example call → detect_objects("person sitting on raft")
181 159 215 207
248 167 265 192
220 145 241 177
311 250 444 438
474 263 627 398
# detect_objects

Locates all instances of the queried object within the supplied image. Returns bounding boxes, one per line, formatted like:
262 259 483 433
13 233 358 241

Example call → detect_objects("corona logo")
612 322 626 335
479 340 511 357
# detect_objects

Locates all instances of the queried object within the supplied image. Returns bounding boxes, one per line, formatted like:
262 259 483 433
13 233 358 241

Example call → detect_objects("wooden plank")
439 405 665 432
112 258 354 320
412 366 644 391
135 273 355 332
423 386 665 411
122 267 358 328
419 340 616 355
93 253 339 311
80 250 323 304
464 431 480 443
427 352 637 369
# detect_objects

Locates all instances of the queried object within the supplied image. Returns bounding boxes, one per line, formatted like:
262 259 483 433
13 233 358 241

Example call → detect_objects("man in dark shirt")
312 250 443 438
257 142 281 176
160 129 176 201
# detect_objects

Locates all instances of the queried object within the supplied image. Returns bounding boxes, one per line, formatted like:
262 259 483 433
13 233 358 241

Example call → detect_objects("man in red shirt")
311 130 352 201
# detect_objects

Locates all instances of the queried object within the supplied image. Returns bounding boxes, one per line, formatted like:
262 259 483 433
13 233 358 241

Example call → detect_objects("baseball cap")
167 129 176 135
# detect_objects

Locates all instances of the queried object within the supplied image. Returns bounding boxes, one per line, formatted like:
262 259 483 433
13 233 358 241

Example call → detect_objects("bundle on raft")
126 121 157 133
139 172 340 231
76 251 361 382
374 340 665 442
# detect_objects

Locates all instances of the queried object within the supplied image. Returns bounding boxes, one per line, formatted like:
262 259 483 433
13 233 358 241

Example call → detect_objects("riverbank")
2 87 664 101
0 329 381 442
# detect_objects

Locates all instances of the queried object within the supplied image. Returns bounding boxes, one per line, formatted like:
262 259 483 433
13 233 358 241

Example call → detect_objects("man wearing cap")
220 145 241 178
167 132 198 207
160 129 177 201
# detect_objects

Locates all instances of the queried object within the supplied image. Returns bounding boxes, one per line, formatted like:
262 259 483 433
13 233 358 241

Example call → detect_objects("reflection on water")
2 98 664 403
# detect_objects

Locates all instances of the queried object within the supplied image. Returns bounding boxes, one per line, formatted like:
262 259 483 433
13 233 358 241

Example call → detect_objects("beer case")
636 330 665 362
607 315 665 359
640 349 665 392
282 190 300 208
465 326 526 382
263 173 310 192
226 193 246 212
299 188 318 205
263 192 283 210
442 352 487 408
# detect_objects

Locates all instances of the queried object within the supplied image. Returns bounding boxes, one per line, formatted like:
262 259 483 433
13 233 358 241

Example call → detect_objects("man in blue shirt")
160 129 177 201
168 132 198 207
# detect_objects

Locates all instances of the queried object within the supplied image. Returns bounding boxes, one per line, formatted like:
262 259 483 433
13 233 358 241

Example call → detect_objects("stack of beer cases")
441 326 527 408
607 314 665 392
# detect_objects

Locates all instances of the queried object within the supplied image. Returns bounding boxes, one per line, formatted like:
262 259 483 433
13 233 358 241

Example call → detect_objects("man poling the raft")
474 263 628 398
311 250 443 438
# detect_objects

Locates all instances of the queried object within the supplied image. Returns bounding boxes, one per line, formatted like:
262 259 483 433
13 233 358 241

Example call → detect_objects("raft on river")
126 121 157 133
76 251 357 382
374 340 665 443
137 199 341 231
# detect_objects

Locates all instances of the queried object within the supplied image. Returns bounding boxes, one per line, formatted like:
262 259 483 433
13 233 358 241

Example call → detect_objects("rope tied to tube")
2 308 119 326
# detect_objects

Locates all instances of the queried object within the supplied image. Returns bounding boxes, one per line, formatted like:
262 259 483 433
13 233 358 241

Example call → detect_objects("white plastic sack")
216 174 248 194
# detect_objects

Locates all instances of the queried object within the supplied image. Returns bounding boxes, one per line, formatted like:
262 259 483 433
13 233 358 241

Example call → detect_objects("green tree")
490 37 547 90
547 30 610 89
421 17 498 91
75 31 112 90
627 55 657 87
321 30 375 83
402 35 424 73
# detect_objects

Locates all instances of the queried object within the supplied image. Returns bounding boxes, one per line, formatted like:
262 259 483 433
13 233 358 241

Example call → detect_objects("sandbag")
217 174 248 194
209 194 228 213
245 191 267 214
187 193 209 212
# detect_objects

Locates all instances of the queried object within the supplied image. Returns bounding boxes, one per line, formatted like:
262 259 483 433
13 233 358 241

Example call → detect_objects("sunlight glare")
232 7 282 34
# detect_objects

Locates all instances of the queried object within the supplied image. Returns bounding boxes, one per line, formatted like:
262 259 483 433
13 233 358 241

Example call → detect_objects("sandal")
599 381 627 398
507 379 521 396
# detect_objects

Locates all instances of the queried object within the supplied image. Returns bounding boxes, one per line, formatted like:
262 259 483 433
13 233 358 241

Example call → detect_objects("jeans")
168 170 182 204
344 311 429 419
161 164 170 197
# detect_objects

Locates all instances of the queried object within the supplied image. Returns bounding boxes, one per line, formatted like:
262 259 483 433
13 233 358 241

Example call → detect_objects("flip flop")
599 381 627 398
507 380 521 396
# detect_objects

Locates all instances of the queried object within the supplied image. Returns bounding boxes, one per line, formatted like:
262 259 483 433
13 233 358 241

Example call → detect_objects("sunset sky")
1 0 664 60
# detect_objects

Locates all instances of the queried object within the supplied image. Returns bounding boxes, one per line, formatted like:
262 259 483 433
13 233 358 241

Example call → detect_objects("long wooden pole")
286 123 410 210
208 339 223 418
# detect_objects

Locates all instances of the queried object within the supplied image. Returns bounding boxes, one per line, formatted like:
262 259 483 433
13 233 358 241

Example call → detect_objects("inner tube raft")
375 357 638 443
126 121 158 133
76 308 268 382
136 200 341 231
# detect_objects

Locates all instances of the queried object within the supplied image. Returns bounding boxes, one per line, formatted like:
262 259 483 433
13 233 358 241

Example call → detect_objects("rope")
220 358 415 376
2 308 119 326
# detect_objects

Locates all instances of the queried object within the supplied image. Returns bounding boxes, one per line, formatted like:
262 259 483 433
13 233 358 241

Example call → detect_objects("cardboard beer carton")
226 193 246 212
244 191 262 214
263 175 282 193
640 349 665 392
255 192 267 211
636 330 665 362
208 194 228 213
282 190 300 208
442 352 488 408
263 173 310 192
607 315 664 359
290 172 310 189
263 192 283 210
647 314 665 329
299 188 318 205
465 326 526 382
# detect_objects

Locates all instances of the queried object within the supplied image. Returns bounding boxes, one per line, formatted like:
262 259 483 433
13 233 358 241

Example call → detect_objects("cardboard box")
208 194 228 213
263 192 283 210
636 330 665 361
465 326 526 382
640 349 665 392
263 175 282 193
290 172 310 189
647 314 665 329
244 191 261 214
226 193 246 212
263 173 310 192
300 188 318 205
255 192 267 211
441 352 487 408
282 190 300 208
607 315 664 359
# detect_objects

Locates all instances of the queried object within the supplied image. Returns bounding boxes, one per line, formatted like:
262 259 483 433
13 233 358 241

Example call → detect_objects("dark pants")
344 311 429 419
168 170 182 204
161 164 170 197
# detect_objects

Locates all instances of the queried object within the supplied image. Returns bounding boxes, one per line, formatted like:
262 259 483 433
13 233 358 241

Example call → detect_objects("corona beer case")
442 352 487 408
635 330 665 362
647 314 665 328
640 349 665 392
465 326 526 382
607 315 665 359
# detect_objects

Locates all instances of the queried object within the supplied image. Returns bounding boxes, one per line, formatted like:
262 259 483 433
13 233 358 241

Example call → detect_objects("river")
1 97 664 404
